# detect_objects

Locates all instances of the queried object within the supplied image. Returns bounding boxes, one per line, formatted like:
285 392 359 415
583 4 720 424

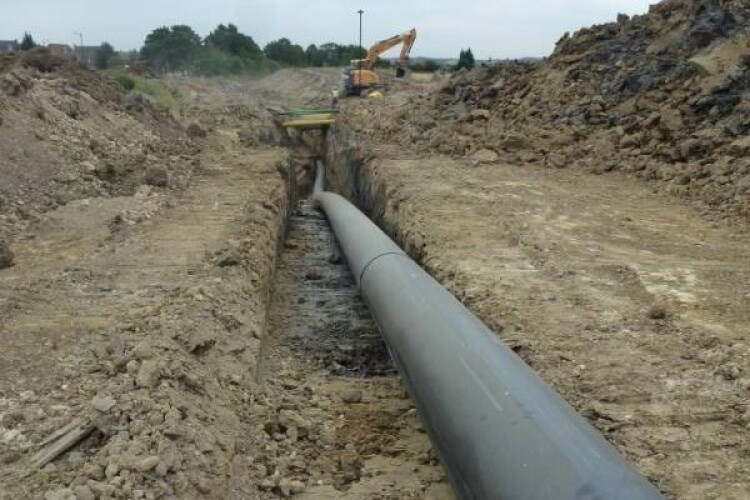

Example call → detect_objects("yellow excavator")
342 28 417 96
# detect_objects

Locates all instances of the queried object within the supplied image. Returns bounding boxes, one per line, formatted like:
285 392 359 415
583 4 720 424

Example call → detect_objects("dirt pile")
344 0 750 220
0 48 196 241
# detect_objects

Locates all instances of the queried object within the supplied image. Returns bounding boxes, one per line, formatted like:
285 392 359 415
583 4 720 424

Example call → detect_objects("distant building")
48 44 73 58
74 46 99 66
0 40 19 53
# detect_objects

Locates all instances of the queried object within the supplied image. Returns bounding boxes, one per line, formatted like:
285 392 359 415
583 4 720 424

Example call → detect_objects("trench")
251 136 451 498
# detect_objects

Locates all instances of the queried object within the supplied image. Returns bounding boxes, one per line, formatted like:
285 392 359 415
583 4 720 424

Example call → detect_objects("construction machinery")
343 28 417 96
278 107 338 130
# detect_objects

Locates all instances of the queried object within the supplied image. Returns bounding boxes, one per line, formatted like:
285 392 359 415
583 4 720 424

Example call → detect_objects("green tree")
141 25 201 72
95 42 116 69
456 48 475 70
308 43 366 67
20 32 36 51
339 45 367 66
263 38 306 66
205 24 262 60
411 59 441 72
305 44 321 66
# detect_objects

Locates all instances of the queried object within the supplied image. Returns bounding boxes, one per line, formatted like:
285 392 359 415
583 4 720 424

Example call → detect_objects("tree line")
17 25 472 75
139 24 375 76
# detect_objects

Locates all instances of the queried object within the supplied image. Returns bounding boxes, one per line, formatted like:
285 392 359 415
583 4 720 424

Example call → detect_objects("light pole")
357 9 364 77
73 31 83 61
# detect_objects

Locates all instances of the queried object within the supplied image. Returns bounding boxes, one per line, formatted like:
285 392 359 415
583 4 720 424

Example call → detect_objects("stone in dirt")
216 248 242 267
44 488 75 500
136 360 160 388
468 109 491 121
279 478 305 497
72 485 95 500
104 462 119 479
472 149 499 164
0 241 14 269
646 303 669 320
136 455 160 472
91 395 116 413
340 388 363 404
143 166 169 187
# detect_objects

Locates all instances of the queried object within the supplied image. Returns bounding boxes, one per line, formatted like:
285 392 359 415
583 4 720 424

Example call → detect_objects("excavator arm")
358 28 417 70
397 29 418 67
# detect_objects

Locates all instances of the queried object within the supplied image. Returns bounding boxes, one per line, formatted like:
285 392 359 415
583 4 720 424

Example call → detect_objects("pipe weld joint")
358 251 406 288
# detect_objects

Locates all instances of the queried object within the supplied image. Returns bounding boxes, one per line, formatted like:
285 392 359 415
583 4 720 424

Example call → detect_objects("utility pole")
73 31 83 62
357 9 364 78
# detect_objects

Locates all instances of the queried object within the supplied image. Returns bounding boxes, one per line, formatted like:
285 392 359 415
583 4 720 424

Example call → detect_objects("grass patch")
110 70 180 113
111 71 136 91
135 79 179 111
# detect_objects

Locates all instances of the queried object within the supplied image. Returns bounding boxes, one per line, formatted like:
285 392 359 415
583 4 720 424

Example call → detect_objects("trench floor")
257 199 453 499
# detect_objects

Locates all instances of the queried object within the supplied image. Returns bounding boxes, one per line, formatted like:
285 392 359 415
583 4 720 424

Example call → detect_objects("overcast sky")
3 0 654 59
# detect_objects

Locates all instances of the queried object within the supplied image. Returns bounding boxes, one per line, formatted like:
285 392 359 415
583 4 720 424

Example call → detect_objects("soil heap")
345 0 750 221
0 48 196 242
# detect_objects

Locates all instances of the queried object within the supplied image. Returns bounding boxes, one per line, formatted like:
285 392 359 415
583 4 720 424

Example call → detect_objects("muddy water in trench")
256 198 452 499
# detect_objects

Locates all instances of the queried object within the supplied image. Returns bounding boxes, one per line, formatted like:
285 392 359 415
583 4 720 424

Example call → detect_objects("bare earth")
327 125 750 498
1 68 454 499
2 32 750 500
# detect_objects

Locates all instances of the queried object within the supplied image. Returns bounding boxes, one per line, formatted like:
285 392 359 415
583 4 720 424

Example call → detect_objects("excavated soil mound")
345 0 750 221
0 48 196 241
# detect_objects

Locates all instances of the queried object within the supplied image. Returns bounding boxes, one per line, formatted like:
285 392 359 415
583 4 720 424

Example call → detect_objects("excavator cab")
343 66 380 96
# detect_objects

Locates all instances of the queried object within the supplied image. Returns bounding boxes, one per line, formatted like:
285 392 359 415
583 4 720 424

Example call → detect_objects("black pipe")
313 161 664 500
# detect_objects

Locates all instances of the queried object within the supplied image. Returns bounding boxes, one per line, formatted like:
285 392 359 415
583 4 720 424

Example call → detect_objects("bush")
110 71 179 111
112 71 137 91
411 59 441 72
136 79 179 110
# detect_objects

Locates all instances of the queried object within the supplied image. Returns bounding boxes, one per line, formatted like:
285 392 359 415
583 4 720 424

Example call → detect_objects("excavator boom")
360 28 417 70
